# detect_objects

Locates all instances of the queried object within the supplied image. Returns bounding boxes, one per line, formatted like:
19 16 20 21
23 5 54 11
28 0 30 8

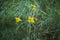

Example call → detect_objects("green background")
0 0 60 40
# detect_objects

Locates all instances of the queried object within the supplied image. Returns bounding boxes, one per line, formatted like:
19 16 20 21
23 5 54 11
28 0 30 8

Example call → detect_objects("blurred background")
0 0 60 40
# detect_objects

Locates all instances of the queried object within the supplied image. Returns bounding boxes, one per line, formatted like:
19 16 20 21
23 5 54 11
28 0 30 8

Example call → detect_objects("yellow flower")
27 16 35 23
15 17 22 22
29 4 37 10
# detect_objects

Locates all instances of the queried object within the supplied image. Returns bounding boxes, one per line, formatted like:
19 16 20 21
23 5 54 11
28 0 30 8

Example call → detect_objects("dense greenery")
0 0 60 40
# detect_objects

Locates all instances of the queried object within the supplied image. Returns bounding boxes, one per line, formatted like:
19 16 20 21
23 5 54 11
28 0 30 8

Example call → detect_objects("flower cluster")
15 4 37 23
27 16 35 23
15 16 35 23
29 4 37 10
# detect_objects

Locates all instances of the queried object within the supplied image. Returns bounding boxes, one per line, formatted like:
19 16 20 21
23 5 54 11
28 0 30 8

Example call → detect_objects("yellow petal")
15 17 22 22
27 20 31 23
33 5 36 8
28 16 31 19
32 7 36 10
32 5 36 10
31 19 35 23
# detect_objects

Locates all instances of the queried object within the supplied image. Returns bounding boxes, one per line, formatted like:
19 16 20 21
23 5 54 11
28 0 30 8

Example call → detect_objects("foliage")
0 0 60 40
